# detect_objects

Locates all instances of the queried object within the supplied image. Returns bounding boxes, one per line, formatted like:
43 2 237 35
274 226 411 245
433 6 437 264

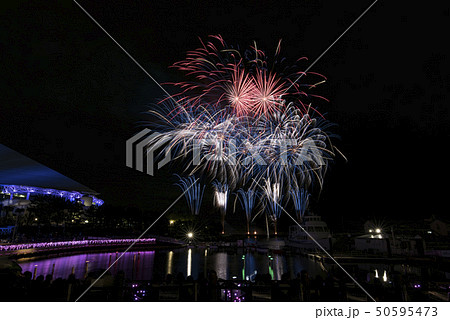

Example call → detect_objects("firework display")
147 35 337 234
262 179 283 235
235 188 257 235
212 180 229 234
290 185 310 223
175 175 205 216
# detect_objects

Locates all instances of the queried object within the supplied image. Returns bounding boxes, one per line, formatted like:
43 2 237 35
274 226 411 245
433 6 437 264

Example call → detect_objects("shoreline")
1 237 448 268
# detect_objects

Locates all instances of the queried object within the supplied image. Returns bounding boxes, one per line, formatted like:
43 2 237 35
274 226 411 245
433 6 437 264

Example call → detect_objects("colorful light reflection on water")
18 248 327 281
19 251 155 280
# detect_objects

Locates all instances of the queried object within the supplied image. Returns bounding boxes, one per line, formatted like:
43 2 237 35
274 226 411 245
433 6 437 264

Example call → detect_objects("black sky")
1 1 449 226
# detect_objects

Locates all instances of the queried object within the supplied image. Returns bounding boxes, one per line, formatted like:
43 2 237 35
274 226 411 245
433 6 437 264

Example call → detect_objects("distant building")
391 235 425 256
354 231 390 254
0 144 103 222
355 218 432 257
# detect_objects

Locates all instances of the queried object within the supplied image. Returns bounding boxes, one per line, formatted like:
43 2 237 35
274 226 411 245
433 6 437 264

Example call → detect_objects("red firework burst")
165 35 327 118
251 69 286 117
225 65 256 116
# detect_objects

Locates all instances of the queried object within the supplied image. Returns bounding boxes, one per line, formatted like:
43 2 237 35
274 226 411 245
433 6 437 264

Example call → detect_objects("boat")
288 215 333 251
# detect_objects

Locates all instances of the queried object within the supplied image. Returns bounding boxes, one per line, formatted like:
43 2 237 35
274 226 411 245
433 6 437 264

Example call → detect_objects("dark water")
17 248 328 281
18 248 447 287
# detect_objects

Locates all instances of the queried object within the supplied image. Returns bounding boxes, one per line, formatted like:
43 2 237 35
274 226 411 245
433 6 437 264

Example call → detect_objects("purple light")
0 238 156 252
19 251 156 281
1 184 104 206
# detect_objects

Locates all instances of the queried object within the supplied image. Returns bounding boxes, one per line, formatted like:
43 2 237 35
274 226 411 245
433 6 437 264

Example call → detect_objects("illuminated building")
0 144 103 224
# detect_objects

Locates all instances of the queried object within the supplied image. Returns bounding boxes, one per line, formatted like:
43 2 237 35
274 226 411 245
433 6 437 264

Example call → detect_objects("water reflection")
166 251 173 275
213 252 228 280
273 255 284 280
18 248 331 281
187 248 192 276
19 251 155 280
243 253 255 280
203 249 207 276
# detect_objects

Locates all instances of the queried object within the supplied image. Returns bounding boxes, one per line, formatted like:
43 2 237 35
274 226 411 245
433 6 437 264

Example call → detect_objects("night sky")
1 1 449 228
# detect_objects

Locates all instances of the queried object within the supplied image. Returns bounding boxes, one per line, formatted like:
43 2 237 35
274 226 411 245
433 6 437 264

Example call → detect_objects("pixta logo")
126 129 171 176
126 129 325 176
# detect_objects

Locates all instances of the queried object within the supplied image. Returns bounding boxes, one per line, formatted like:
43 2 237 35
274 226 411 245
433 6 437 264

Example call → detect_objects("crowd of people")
137 268 417 302
0 267 128 301
137 269 352 301
0 264 422 301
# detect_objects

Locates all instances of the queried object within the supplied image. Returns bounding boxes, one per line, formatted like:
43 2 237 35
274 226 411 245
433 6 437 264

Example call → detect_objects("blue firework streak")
148 102 243 187
148 102 335 190
290 187 310 223
247 104 335 190
144 36 342 234
261 177 284 235
235 188 257 234
175 175 205 216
